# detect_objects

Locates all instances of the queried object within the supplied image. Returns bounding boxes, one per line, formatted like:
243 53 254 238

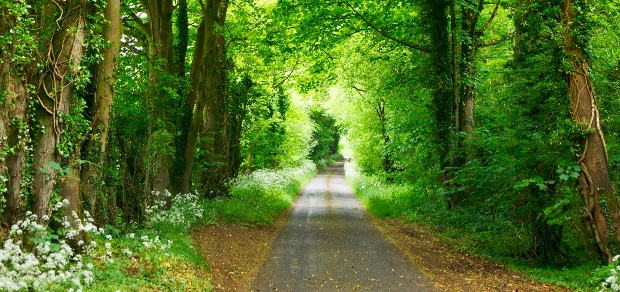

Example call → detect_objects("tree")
31 0 89 222
80 0 122 223
561 0 620 263
0 0 33 225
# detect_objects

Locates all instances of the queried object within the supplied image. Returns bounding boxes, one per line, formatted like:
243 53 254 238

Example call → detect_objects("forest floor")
193 215 571 291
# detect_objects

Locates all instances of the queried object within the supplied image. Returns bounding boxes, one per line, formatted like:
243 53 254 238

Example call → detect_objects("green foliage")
239 89 290 170
421 0 454 170
3 0 620 290
205 161 316 226
0 0 37 67
276 94 314 168
86 231 211 292
309 107 341 163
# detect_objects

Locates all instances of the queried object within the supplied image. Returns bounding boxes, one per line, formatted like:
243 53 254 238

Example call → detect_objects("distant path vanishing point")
252 161 432 291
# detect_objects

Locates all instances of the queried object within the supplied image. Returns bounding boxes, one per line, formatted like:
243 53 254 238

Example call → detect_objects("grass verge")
204 160 317 226
344 162 610 291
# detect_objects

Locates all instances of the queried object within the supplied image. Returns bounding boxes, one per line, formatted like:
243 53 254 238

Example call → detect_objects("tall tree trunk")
174 19 206 194
212 23 231 186
561 0 620 263
450 0 459 138
376 102 392 173
182 0 229 195
175 0 189 79
202 0 230 193
0 47 29 226
170 0 191 194
80 0 122 224
32 0 87 222
130 0 175 193
458 0 482 162
424 0 454 174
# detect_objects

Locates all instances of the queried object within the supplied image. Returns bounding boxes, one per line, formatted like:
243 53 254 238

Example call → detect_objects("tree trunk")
133 0 175 194
32 0 87 222
458 0 482 162
376 102 392 173
0 48 29 226
450 0 459 137
60 159 83 234
212 12 232 186
170 0 191 194
182 0 229 194
561 0 620 263
81 0 122 223
172 19 206 194
202 0 230 192
425 0 454 176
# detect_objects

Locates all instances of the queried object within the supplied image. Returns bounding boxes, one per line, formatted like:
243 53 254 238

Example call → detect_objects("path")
252 161 432 291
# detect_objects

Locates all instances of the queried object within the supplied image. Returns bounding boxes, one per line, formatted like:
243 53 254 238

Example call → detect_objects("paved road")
252 161 432 291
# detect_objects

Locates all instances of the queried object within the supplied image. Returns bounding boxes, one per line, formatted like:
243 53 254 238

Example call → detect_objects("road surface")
252 161 432 291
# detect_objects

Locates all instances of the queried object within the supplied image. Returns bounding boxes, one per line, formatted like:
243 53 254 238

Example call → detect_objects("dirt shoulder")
191 210 290 292
192 212 570 291
370 218 570 291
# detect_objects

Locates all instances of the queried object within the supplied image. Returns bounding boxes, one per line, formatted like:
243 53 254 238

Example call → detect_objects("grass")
344 162 612 291
98 160 317 290
90 160 317 291
204 160 317 226
86 229 211 292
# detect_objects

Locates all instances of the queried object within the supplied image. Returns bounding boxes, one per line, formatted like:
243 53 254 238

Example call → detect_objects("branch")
477 0 501 36
198 0 204 12
121 39 144 55
351 85 382 118
320 48 334 60
123 4 149 36
273 59 303 89
342 2 429 53
352 85 371 105
226 36 247 50
136 0 148 10
479 30 514 47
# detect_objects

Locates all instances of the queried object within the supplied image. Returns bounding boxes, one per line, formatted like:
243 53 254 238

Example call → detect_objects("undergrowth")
344 162 611 291
0 161 317 291
204 160 316 226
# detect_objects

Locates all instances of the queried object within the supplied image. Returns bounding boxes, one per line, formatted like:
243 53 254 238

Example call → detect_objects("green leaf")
47 161 62 171
536 183 547 191
30 238 45 244
559 174 570 181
